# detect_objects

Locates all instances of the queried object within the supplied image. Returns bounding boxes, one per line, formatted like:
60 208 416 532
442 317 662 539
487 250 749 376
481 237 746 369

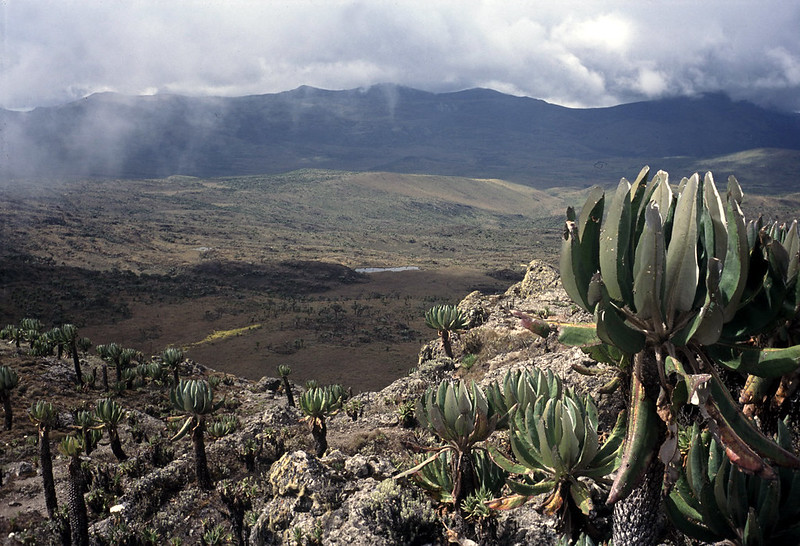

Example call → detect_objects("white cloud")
1 0 799 111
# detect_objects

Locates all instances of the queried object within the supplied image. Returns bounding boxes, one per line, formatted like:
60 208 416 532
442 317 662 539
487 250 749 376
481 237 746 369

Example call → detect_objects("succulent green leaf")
720 194 750 321
487 445 530 475
665 494 719 543
664 172 700 323
708 344 800 378
633 201 666 321
702 172 728 263
594 300 645 355
599 178 633 303
569 478 594 516
672 257 724 346
506 478 559 497
706 373 800 470
170 416 194 442
557 324 602 347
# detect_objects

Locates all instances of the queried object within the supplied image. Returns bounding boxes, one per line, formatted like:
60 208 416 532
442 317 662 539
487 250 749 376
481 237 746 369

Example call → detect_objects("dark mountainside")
3 85 800 191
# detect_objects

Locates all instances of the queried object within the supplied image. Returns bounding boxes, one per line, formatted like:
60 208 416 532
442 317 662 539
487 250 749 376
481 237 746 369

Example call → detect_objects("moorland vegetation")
1 166 800 545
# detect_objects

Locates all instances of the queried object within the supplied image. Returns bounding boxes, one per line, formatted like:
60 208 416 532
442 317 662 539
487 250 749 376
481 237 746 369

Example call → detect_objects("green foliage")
460 353 478 370
73 409 101 454
19 317 44 346
415 380 497 451
723 218 800 417
206 415 238 440
200 522 231 545
299 384 346 457
0 365 20 430
557 167 800 509
425 304 469 333
278 365 296 407
397 380 498 505
60 434 84 458
95 398 126 426
29 400 58 428
425 304 469 358
161 347 184 367
487 371 625 534
345 398 364 421
299 384 346 420
95 398 128 461
397 400 415 428
161 347 185 384
410 449 507 504
0 324 24 348
485 367 564 429
76 336 93 354
170 379 225 417
168 380 223 486
666 421 800 545
0 365 19 392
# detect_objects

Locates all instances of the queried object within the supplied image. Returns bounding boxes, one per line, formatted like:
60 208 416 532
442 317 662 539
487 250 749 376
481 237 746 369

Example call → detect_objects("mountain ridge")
2 85 799 191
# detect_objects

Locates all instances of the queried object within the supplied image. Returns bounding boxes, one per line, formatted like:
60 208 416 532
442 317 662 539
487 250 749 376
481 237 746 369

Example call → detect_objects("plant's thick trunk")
282 376 295 407
193 419 212 489
613 348 665 546
109 428 127 461
67 456 90 546
612 457 664 546
71 342 83 386
102 364 109 391
441 331 454 359
452 450 476 507
312 420 327 457
39 429 59 519
82 428 94 456
2 394 12 431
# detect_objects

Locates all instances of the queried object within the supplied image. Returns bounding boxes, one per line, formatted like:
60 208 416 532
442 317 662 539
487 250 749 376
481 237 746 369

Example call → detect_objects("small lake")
355 266 420 274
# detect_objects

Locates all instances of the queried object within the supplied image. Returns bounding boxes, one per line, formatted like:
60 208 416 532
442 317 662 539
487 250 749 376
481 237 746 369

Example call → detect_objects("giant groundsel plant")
557 167 800 545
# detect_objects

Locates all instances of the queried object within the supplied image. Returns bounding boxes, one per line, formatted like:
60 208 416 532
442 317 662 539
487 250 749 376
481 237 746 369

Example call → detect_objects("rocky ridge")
0 260 630 545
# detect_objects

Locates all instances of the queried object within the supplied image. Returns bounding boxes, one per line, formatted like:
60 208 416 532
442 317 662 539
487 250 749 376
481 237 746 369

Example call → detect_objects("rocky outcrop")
80 259 617 545
240 259 616 545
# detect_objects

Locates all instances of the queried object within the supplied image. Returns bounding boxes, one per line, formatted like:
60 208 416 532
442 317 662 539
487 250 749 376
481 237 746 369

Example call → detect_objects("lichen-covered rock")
505 259 562 300
324 478 441 545
458 290 493 328
252 450 343 544
343 453 396 480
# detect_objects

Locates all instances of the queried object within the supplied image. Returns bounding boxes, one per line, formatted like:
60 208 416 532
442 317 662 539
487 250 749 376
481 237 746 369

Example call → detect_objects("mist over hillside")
2 85 800 191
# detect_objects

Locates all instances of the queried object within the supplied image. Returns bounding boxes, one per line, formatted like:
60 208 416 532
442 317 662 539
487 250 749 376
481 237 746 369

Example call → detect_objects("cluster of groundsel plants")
486 368 626 537
395 380 498 506
556 167 800 544
666 421 800 545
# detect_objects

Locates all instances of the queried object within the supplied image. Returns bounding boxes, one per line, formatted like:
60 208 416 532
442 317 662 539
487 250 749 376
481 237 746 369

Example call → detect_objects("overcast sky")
2 0 799 112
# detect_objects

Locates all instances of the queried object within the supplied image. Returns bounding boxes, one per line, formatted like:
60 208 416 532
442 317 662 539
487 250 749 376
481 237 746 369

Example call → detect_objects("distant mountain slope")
2 85 799 191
